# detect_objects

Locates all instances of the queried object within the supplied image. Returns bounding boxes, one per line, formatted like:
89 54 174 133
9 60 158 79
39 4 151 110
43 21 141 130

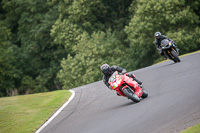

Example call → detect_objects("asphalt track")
40 52 200 133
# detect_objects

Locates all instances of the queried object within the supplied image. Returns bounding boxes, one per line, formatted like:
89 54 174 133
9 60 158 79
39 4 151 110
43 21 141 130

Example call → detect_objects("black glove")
122 69 127 74
133 77 143 85
128 73 133 78
137 80 143 85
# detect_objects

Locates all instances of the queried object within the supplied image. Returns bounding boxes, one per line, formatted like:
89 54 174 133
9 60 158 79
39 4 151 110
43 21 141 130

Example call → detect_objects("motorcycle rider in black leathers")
100 64 142 95
154 32 178 58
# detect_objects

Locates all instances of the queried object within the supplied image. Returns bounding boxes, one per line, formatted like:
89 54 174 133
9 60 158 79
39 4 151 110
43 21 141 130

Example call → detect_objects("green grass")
181 123 200 133
0 90 72 133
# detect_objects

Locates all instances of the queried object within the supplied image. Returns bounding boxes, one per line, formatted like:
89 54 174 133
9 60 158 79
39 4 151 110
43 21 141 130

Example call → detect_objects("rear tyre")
122 87 140 103
141 89 148 98
171 50 181 62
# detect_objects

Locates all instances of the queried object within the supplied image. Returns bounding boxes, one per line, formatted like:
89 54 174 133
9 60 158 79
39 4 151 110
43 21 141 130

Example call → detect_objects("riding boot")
163 52 168 59
163 55 168 59
160 50 167 59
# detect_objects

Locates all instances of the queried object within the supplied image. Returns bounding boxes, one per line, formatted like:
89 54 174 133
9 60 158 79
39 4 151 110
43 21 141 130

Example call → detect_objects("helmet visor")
102 68 110 74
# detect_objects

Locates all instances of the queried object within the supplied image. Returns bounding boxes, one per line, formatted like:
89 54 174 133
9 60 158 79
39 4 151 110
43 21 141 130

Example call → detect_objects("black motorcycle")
160 39 181 63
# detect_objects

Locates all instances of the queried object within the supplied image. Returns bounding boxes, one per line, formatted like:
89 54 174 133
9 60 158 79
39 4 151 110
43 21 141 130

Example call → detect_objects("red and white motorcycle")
108 71 148 103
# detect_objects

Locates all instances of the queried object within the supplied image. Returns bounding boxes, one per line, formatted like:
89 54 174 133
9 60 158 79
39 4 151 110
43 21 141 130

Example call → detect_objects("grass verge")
181 123 200 133
0 90 72 133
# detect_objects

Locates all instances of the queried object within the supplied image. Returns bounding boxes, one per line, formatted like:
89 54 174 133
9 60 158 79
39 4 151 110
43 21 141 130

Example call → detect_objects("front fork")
164 48 177 59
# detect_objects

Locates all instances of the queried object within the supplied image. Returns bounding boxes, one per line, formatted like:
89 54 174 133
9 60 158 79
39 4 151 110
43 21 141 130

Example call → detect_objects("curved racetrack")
40 52 200 133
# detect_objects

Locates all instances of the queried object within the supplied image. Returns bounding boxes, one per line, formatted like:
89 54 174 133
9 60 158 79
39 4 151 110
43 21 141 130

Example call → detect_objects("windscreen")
109 72 116 83
161 39 169 47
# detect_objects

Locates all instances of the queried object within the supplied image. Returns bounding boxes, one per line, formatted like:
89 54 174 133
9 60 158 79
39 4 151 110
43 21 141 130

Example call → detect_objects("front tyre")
171 50 181 62
122 87 140 103
141 89 148 98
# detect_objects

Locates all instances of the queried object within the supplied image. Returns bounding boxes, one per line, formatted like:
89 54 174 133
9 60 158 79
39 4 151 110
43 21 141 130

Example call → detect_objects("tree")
0 0 199 96
51 0 133 52
57 30 127 89
125 0 200 68
0 20 20 96
1 0 66 96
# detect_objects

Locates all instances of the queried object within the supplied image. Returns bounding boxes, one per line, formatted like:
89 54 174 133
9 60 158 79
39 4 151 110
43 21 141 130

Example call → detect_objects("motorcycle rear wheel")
122 87 140 103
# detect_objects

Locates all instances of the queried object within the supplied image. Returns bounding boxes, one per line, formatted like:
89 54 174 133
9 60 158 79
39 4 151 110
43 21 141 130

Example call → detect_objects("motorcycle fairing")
108 71 143 97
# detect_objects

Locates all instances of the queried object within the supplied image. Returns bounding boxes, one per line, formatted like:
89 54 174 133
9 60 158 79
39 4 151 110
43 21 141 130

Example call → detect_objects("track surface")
41 52 200 133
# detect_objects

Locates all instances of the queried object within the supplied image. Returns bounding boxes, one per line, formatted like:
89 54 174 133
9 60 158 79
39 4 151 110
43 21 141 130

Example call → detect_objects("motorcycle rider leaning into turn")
154 32 179 59
100 64 142 95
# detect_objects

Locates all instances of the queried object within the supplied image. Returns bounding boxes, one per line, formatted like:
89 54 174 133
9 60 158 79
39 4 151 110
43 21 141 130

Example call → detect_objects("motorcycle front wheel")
171 50 181 63
122 87 140 103
141 89 148 98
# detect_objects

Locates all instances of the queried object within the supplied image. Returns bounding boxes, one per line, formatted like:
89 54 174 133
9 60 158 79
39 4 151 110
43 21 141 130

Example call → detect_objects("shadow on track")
155 61 182 69
108 101 138 110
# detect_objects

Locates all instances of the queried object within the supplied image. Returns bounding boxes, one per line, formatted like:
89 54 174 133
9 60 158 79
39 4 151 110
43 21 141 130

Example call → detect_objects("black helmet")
100 64 111 75
155 32 161 39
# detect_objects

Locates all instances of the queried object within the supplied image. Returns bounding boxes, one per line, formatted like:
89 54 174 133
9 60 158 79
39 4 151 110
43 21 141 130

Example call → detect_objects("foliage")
125 0 200 69
57 30 127 89
0 20 20 96
0 0 66 96
0 0 199 96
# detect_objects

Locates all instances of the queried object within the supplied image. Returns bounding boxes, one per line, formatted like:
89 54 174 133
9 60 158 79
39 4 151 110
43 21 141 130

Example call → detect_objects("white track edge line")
35 90 75 133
